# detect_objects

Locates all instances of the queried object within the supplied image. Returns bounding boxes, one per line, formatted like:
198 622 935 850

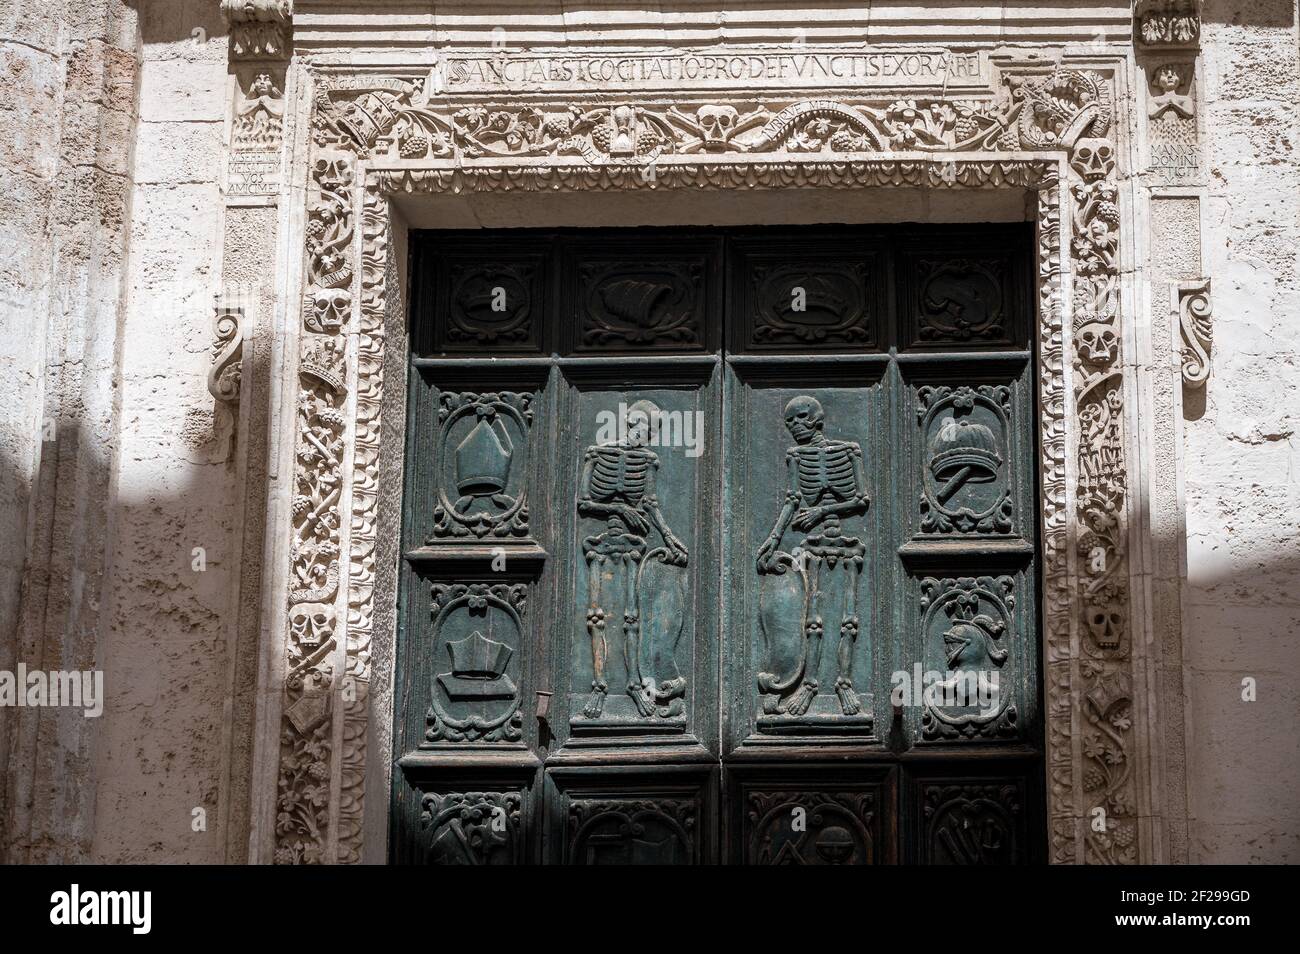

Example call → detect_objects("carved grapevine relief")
284 61 1136 864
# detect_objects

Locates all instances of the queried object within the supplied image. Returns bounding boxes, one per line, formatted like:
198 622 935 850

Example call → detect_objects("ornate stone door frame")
258 54 1160 865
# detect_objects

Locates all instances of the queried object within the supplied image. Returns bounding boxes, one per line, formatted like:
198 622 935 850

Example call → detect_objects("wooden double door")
393 224 1044 864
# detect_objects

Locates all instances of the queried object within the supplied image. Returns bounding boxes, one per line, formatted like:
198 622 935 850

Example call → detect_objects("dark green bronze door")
394 225 1044 864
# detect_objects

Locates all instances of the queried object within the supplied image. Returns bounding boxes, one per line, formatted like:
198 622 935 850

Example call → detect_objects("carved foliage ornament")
1135 0 1202 49
282 64 1134 866
307 70 1112 162
221 0 292 59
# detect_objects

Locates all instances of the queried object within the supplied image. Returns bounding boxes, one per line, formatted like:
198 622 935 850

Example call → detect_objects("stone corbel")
1135 0 1201 51
1177 278 1213 388
208 296 245 404
221 0 293 59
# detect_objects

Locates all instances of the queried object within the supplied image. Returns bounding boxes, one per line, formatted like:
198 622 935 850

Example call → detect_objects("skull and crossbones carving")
306 287 351 333
666 104 770 153
290 600 335 650
1076 321 1118 367
1070 137 1115 181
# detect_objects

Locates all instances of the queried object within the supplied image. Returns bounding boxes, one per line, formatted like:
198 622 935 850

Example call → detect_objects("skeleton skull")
697 105 739 149
290 601 335 649
1077 322 1118 366
1085 601 1123 650
1070 138 1115 181
783 395 826 444
309 287 351 333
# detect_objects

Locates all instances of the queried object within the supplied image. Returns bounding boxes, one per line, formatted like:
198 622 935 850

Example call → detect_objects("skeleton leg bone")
623 553 655 717
582 554 609 719
784 555 822 716
835 561 862 716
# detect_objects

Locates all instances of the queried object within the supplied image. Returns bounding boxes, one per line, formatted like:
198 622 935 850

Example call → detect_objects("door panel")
724 368 886 745
557 369 719 748
397 225 1043 864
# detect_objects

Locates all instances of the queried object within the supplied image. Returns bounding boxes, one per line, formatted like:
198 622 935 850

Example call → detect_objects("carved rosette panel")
420 791 524 865
423 583 527 744
921 781 1024 864
746 791 876 865
568 797 698 864
918 577 1019 741
283 63 1137 864
916 385 1014 535
430 391 533 540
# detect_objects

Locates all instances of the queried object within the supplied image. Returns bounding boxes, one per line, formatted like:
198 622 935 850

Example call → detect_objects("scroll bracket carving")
1176 278 1212 389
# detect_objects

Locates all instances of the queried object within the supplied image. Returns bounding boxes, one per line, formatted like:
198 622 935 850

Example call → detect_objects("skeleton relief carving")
577 400 690 723
757 396 870 724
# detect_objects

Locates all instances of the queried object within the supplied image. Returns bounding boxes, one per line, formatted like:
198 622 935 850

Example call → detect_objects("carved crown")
930 416 1001 484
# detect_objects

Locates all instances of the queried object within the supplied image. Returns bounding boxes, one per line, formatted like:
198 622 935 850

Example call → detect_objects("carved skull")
290 601 335 649
1070 137 1115 181
697 105 739 149
1077 322 1118 366
783 394 826 444
1086 602 1123 650
310 287 352 332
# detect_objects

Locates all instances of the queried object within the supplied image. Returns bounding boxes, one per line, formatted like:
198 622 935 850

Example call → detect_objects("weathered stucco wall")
90 0 237 864
1183 0 1300 863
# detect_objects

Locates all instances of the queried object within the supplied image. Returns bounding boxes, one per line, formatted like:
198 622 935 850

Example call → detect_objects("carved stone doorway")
392 223 1043 864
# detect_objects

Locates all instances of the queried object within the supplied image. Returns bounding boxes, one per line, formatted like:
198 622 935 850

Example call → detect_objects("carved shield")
637 549 687 687
758 559 806 690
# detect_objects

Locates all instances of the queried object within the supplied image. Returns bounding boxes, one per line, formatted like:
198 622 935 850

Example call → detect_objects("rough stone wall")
89 0 238 863
0 0 139 863
1183 0 1300 863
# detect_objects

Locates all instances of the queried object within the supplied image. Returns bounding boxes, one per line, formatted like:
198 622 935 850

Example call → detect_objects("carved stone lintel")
222 0 293 59
208 297 244 404
1177 278 1213 388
